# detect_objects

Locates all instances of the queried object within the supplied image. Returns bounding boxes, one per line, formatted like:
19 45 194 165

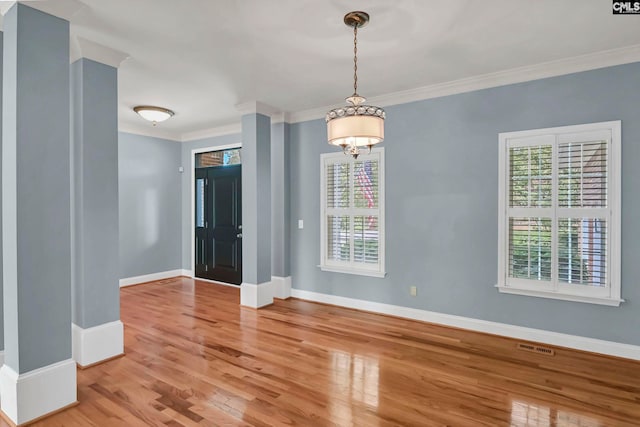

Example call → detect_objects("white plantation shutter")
321 149 385 277
325 162 351 263
557 140 607 208
498 122 621 306
556 136 609 288
509 145 552 208
506 140 554 290
508 217 552 281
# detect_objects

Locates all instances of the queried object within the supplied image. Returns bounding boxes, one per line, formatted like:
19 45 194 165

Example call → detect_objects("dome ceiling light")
133 105 175 126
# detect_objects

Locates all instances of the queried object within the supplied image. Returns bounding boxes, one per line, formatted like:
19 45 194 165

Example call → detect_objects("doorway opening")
193 147 242 285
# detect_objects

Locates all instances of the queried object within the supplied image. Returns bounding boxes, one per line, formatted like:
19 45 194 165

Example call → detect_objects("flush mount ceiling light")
133 105 174 126
326 11 385 159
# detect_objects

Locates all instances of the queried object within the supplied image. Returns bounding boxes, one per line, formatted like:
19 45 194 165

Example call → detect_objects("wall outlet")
298 220 304 229
410 286 417 297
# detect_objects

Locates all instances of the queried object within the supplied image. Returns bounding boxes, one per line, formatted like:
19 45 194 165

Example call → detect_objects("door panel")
194 164 242 284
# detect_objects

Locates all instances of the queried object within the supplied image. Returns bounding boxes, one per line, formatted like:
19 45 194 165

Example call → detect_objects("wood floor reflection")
10 277 640 426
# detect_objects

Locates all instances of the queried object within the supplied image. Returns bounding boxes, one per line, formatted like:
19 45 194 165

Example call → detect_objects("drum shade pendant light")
326 11 385 159
134 105 174 126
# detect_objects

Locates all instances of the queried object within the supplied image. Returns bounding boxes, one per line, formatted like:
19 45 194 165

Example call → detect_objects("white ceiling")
5 0 640 140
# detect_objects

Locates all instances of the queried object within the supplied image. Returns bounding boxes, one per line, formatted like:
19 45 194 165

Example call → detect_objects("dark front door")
195 164 242 284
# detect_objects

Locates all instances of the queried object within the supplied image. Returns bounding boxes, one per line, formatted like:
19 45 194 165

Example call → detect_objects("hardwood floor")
6 277 640 426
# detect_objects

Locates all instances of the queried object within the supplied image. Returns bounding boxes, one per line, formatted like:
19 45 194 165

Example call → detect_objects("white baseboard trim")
180 269 192 277
271 276 292 299
72 321 124 367
241 281 274 308
290 289 640 361
0 359 77 425
119 269 184 287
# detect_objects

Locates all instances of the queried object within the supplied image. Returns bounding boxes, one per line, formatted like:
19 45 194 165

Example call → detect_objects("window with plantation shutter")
321 148 385 277
497 122 622 306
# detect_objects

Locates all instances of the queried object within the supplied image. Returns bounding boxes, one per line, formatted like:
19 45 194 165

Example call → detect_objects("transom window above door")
196 148 241 168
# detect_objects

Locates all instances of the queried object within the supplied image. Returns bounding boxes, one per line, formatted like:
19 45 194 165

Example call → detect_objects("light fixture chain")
353 24 358 96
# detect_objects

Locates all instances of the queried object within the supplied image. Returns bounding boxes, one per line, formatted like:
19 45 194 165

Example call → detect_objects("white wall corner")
119 269 184 287
241 281 274 308
72 321 124 367
271 112 290 124
0 2 15 16
290 289 640 362
181 123 242 142
0 350 4 367
271 276 292 299
0 0 85 19
70 35 130 68
0 359 77 425
118 124 182 143
235 101 280 117
180 269 193 278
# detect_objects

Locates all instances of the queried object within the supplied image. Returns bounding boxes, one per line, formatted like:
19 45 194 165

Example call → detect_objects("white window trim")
320 148 386 278
497 121 623 306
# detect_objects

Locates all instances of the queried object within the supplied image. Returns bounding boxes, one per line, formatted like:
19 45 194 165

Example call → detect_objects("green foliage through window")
507 142 607 287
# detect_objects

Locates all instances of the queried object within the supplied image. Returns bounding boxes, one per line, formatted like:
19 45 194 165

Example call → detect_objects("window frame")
497 121 623 306
320 148 386 277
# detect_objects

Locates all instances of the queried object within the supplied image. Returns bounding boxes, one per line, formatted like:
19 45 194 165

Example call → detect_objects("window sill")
320 265 386 278
495 285 624 307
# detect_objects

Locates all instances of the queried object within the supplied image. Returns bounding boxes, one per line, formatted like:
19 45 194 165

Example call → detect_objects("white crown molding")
288 44 640 124
235 101 281 117
287 106 328 125
118 124 182 142
0 0 85 20
120 44 640 140
0 1 16 16
70 35 130 68
271 112 290 124
181 123 241 142
181 114 289 142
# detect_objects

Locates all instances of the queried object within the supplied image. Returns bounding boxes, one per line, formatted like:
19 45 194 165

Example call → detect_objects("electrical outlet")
410 286 417 297
298 220 304 229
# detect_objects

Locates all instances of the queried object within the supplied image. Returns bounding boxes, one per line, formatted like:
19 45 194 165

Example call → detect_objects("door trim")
191 277 242 289
190 143 242 282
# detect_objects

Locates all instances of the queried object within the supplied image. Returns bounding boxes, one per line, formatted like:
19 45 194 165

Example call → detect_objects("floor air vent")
517 342 555 356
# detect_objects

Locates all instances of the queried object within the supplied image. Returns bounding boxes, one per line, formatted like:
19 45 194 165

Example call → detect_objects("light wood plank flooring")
4 277 640 426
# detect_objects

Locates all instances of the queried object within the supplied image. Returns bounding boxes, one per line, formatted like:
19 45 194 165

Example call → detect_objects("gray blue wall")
2 4 72 373
0 31 4 353
289 62 640 346
241 113 271 285
271 122 291 278
71 59 119 328
119 132 181 279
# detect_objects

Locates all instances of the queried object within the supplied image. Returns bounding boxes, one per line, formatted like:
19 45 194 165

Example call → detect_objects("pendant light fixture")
133 105 175 126
326 11 385 159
